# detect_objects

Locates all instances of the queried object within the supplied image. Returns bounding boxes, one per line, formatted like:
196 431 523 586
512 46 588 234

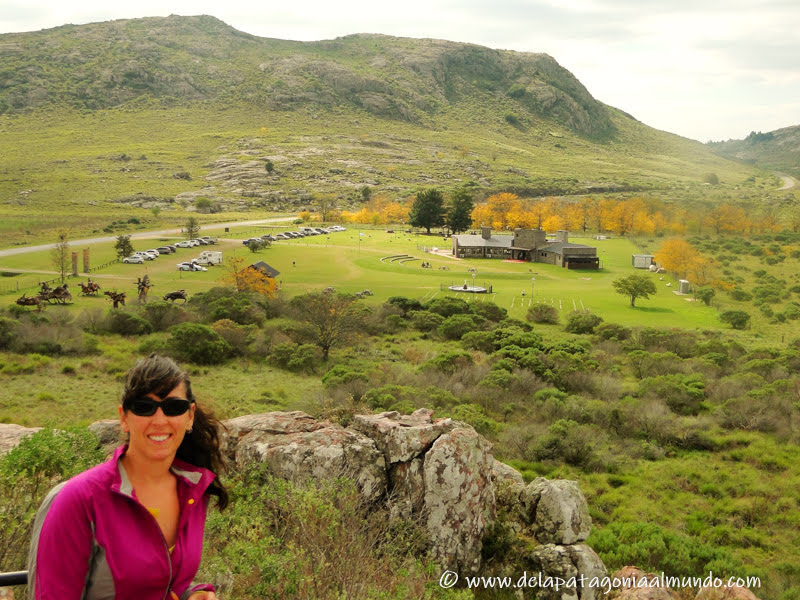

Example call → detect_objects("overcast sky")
1 0 797 142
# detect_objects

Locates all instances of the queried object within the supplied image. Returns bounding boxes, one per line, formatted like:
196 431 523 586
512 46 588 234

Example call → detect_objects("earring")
187 426 193 434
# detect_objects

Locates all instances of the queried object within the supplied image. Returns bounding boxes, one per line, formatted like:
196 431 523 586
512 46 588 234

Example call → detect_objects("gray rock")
491 457 526 506
521 478 591 544
423 427 496 574
526 543 607 600
387 457 425 519
224 412 386 503
0 423 42 456
88 419 122 446
350 408 454 464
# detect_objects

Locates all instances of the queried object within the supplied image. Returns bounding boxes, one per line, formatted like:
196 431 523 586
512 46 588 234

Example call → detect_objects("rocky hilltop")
708 125 800 178
0 15 613 138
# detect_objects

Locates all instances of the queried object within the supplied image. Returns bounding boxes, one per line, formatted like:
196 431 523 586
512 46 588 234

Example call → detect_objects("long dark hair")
121 353 228 509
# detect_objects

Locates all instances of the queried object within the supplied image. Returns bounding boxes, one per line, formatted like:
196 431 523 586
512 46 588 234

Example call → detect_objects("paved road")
777 173 798 190
0 216 296 258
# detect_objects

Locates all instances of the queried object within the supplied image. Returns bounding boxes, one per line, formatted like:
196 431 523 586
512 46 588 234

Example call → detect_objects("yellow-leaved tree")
222 256 278 297
655 239 701 279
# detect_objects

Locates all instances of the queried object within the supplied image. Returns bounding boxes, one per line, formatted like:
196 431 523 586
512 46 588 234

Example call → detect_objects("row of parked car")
242 226 347 246
122 237 217 268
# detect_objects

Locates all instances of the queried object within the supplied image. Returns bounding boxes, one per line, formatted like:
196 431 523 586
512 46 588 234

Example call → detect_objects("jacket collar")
110 445 216 500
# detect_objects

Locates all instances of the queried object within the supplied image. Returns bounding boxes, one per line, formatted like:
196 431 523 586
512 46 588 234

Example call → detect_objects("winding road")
777 173 798 190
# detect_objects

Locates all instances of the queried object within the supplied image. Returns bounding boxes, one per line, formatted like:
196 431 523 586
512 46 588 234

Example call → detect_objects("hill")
0 15 767 246
708 125 800 178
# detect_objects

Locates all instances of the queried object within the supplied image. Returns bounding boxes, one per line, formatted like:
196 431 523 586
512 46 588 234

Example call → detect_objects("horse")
163 290 187 303
16 294 43 311
104 290 126 309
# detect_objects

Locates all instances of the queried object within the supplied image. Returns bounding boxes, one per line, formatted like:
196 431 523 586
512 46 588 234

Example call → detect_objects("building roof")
454 234 514 248
249 261 280 278
541 242 595 253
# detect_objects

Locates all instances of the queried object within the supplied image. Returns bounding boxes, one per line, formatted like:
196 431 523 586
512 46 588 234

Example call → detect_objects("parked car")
200 236 217 244
175 241 193 248
194 239 210 245
242 237 262 245
157 246 174 254
122 255 144 264
133 252 155 261
177 262 208 272
146 249 160 256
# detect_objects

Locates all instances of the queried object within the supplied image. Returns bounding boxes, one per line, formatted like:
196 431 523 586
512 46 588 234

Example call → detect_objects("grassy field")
1 227 728 330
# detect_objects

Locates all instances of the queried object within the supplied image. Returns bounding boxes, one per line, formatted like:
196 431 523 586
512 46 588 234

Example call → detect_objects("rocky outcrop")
0 423 41 456
222 411 387 503
1 409 600 589
521 478 592 545
423 427 496 574
527 544 607 600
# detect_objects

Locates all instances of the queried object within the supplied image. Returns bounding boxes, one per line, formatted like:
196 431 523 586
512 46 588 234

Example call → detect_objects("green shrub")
461 330 496 352
720 310 751 330
638 374 706 415
421 350 474 374
386 296 423 315
167 323 231 364
471 302 507 323
729 289 753 302
527 303 559 324
564 310 603 334
107 310 153 336
141 300 188 331
450 404 499 435
322 365 369 387
438 313 487 340
594 322 632 341
424 296 471 318
269 342 317 372
533 419 599 469
408 310 444 331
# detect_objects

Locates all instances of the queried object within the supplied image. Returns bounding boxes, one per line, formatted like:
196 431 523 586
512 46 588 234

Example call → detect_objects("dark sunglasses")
125 396 194 417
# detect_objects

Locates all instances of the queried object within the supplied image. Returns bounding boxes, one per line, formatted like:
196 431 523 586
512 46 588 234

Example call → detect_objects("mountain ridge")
708 125 800 178
0 14 615 139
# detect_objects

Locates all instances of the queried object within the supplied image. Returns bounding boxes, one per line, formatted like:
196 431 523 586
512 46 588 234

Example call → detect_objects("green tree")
360 186 372 202
720 310 751 330
695 286 716 306
409 188 445 234
114 234 134 259
184 216 200 240
446 188 474 234
612 273 658 307
50 230 71 282
290 289 366 360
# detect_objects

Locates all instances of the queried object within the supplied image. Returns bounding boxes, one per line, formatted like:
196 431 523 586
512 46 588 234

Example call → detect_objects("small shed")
632 254 654 269
249 261 280 278
679 279 691 294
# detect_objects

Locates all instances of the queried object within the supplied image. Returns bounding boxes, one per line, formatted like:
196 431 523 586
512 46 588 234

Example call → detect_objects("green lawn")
1 228 727 330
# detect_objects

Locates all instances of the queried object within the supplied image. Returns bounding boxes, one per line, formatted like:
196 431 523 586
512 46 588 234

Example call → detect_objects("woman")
28 354 228 600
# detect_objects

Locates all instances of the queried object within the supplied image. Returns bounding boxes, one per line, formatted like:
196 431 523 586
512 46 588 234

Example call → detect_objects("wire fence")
0 259 120 296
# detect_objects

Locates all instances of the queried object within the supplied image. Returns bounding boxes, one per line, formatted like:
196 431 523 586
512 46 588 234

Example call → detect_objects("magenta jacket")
27 445 217 600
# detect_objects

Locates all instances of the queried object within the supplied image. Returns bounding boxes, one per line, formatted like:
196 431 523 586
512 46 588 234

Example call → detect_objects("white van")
195 250 223 265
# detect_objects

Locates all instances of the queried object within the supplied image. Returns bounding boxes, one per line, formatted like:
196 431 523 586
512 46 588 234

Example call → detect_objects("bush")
532 419 599 469
461 330 496 352
450 404 499 435
0 428 105 572
421 351 474 374
167 323 231 364
141 300 188 331
527 303 559 324
386 296 424 315
438 313 487 340
424 297 471 318
471 302 507 323
595 322 632 341
107 310 153 336
408 310 444 332
729 289 753 302
720 310 751 330
269 342 317 373
564 310 603 334
638 374 706 415
211 319 255 356
321 365 369 388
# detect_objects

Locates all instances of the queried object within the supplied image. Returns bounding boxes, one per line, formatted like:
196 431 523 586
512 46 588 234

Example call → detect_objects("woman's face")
119 381 195 464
